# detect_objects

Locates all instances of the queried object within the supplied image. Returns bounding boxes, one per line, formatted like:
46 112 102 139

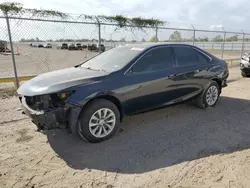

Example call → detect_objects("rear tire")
75 99 120 143
241 71 250 77
195 81 220 109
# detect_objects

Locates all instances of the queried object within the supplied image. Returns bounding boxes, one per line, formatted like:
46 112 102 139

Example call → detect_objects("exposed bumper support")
21 96 78 130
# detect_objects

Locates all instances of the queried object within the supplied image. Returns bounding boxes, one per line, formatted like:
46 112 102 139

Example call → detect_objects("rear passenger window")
196 51 210 64
173 47 198 67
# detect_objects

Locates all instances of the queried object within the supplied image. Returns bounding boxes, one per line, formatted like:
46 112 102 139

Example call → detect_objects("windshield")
81 46 144 72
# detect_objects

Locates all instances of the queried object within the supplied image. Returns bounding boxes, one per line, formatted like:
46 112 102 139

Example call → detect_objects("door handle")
168 74 176 79
194 69 201 73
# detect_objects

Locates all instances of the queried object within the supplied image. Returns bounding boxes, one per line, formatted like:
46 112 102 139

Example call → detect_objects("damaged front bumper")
20 96 80 131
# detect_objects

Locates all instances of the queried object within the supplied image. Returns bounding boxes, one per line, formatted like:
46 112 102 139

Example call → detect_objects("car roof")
120 43 195 50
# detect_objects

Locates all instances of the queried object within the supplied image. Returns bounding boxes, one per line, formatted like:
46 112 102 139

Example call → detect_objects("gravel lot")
0 44 98 78
1 67 250 188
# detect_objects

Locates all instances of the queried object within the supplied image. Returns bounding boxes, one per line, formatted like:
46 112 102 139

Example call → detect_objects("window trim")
173 46 213 68
192 47 212 62
173 46 199 68
124 46 175 75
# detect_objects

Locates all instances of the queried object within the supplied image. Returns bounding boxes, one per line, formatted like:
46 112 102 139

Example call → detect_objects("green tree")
169 31 182 41
226 35 238 42
212 35 223 42
198 36 209 42
20 38 35 42
150 35 158 42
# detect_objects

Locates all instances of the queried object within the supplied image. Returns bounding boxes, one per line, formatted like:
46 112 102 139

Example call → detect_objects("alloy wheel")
88 108 116 138
206 85 218 106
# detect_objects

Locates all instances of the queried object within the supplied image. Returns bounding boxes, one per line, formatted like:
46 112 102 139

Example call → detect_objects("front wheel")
195 81 220 109
74 99 120 143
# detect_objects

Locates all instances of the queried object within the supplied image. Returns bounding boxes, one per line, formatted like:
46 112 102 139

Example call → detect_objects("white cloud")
209 25 223 30
1 0 250 32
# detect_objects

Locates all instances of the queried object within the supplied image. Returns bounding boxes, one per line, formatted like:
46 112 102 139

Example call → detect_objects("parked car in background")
62 43 68 49
76 43 82 50
0 40 8 52
34 43 44 48
240 52 250 77
44 43 52 48
17 43 229 143
88 44 105 52
57 43 68 50
68 43 76 51
0 47 11 53
82 44 87 49
97 44 105 52
87 43 97 51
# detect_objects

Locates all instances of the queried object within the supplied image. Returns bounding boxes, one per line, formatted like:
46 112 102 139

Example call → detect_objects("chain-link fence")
1 12 250 87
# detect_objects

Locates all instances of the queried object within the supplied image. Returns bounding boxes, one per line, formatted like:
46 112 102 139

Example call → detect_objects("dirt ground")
1 67 250 188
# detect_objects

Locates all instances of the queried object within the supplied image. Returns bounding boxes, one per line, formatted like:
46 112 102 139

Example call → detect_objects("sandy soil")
0 67 250 188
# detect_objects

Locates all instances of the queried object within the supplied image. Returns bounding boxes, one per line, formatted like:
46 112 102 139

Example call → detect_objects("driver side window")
131 47 175 74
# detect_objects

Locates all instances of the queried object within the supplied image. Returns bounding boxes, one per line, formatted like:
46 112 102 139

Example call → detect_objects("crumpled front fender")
68 105 82 135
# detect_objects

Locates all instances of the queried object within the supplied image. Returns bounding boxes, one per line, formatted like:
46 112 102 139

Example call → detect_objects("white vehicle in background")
240 52 250 77
44 43 52 48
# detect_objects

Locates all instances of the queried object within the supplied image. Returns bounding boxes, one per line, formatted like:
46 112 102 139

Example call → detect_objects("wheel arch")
211 77 222 92
79 94 124 122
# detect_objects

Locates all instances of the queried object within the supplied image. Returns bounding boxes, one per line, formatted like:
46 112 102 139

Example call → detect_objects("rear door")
172 46 204 101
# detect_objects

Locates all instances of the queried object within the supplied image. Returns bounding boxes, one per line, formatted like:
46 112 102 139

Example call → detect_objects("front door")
122 46 178 115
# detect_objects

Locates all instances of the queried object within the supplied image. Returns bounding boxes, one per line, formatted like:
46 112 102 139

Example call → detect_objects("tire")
195 81 220 109
241 71 247 77
75 99 120 143
241 71 250 77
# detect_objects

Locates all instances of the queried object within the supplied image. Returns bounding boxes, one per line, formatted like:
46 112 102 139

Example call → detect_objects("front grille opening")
25 96 43 110
24 94 66 110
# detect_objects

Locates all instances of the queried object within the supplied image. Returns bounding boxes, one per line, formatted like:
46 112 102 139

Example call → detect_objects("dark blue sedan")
17 43 229 143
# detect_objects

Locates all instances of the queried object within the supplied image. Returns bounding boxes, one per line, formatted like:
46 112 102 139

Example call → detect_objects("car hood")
17 67 109 96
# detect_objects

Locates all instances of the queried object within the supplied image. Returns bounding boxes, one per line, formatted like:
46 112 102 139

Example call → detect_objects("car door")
193 48 215 79
172 46 204 101
122 46 178 115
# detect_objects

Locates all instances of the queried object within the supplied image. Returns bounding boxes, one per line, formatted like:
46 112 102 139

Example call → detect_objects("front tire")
196 81 220 109
75 99 120 143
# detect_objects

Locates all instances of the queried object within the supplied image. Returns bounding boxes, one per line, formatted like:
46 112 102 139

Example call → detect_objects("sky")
0 0 249 41
1 0 249 31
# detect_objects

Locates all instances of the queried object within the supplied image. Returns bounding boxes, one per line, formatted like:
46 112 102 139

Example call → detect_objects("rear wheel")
196 81 220 109
241 71 250 77
75 99 120 143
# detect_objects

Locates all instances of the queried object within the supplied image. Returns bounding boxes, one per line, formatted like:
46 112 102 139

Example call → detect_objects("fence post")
96 17 101 54
241 30 245 57
5 15 19 88
221 31 226 59
191 24 195 46
155 25 158 42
